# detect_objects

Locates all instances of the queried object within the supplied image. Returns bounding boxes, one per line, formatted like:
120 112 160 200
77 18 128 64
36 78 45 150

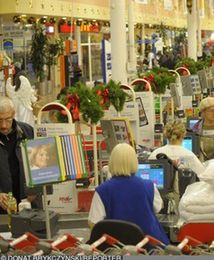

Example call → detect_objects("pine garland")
106 79 128 112
57 82 104 124
135 67 176 94
77 83 104 124
57 80 128 124
175 57 197 74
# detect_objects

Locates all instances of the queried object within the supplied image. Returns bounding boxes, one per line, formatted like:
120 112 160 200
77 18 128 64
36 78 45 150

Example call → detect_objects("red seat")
177 223 214 245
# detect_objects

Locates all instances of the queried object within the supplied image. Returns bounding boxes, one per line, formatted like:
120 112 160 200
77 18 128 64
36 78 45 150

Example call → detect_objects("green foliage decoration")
77 83 104 124
106 79 128 112
135 67 176 94
57 80 128 124
46 38 64 67
57 82 104 125
195 60 208 71
175 56 214 74
30 25 63 82
175 57 197 74
46 38 64 80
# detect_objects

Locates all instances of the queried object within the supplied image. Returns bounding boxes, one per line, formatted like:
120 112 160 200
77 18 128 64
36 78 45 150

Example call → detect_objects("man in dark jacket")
0 96 34 211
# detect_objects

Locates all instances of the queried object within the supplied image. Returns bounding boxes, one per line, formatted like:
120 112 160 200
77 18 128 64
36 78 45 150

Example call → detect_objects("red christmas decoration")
61 94 80 122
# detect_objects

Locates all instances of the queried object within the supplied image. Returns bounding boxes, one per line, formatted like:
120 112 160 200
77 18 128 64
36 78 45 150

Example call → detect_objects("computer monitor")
184 132 200 157
164 132 200 157
186 117 200 131
182 136 193 152
136 159 175 195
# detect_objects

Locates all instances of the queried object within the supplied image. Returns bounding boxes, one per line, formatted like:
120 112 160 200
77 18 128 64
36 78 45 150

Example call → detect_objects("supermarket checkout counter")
0 212 90 242
0 211 179 243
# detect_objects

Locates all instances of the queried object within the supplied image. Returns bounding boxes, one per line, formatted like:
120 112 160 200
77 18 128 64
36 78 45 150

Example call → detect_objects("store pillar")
110 0 127 84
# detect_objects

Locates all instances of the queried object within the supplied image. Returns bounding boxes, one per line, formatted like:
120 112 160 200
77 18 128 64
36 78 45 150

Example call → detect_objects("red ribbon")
61 94 80 122
97 88 109 106
144 74 155 83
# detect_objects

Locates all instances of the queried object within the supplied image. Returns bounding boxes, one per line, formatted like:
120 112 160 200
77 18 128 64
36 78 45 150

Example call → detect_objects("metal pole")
43 185 51 239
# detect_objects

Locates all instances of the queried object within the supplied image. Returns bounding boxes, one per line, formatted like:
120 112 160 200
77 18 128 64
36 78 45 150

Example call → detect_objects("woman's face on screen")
34 147 49 168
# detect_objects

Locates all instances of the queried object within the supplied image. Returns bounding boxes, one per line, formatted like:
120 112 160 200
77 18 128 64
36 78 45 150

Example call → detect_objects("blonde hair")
29 144 50 167
108 143 138 176
164 120 186 143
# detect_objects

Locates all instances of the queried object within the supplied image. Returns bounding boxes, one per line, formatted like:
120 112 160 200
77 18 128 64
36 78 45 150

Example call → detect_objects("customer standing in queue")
0 96 34 212
192 96 214 161
149 120 205 178
88 143 169 244
148 120 205 204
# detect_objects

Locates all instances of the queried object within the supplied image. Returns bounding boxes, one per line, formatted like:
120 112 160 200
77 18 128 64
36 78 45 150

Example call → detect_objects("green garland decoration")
106 79 128 112
57 80 128 124
175 57 214 74
57 82 104 124
175 57 197 74
93 79 128 112
77 83 104 124
135 67 176 94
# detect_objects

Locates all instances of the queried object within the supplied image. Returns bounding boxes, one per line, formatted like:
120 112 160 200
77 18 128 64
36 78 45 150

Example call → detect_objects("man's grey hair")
0 96 15 113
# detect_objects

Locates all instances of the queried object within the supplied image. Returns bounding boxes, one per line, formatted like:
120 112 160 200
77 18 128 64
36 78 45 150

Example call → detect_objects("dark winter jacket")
0 120 33 203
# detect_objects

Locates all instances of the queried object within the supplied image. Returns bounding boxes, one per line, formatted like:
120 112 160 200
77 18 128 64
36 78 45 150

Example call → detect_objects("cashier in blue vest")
88 143 169 244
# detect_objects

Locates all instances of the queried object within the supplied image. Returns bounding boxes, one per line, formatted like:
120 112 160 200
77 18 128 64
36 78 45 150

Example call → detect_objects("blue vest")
96 175 169 245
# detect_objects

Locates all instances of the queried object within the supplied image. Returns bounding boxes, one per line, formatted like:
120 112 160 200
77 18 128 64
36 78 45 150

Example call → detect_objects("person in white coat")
178 162 214 225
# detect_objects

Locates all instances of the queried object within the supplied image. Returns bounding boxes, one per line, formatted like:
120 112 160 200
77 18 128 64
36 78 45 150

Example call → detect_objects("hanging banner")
102 39 112 84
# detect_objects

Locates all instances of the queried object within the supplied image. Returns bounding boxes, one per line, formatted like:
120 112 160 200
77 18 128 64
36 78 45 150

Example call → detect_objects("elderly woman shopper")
192 96 214 161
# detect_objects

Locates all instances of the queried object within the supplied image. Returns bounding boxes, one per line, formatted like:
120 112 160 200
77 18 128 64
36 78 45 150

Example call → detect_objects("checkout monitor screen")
182 136 193 152
186 117 200 130
136 163 164 189
189 119 200 130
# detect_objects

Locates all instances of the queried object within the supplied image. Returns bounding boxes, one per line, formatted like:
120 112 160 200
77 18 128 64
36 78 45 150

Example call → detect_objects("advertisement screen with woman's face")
34 146 50 168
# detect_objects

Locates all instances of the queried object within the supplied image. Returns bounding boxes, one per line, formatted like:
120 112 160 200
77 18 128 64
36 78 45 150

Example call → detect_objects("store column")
110 0 127 83
196 0 202 57
128 0 137 74
187 0 197 61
